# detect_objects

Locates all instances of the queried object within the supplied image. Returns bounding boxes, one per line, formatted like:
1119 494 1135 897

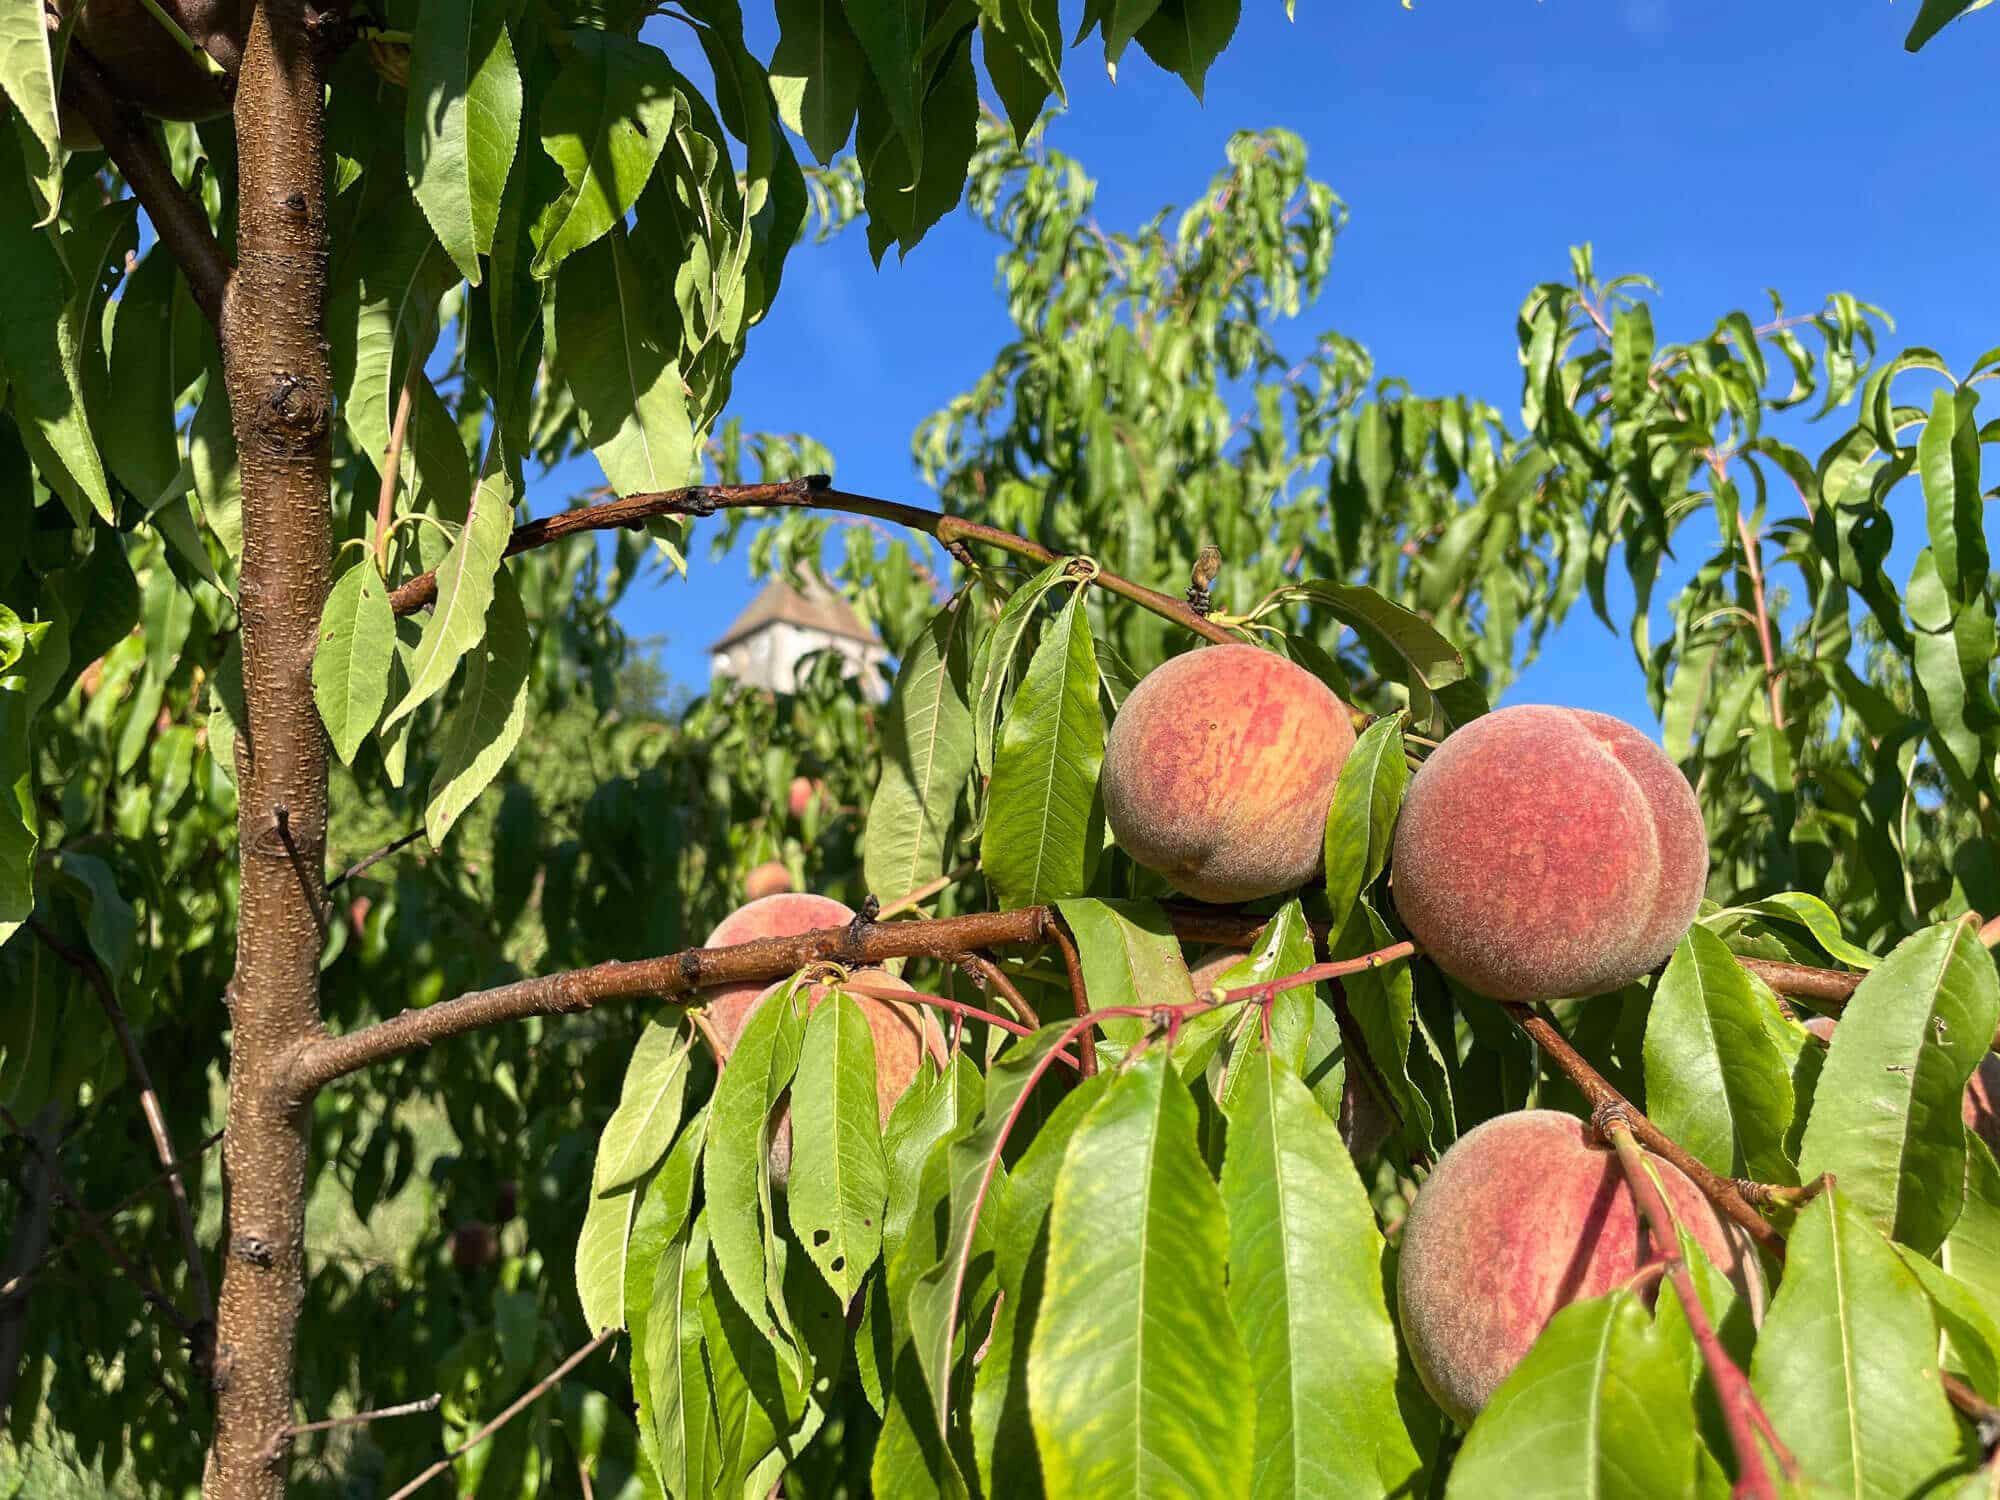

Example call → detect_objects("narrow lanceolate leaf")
971 560 1070 777
1193 900 1317 1108
313 563 396 766
595 1021 694 1196
1053 897 1198 1040
386 460 517 729
1918 385 1987 603
554 223 697 495
1133 0 1241 102
424 570 532 846
529 32 678 276
702 978 807 1338
1944 1138 2000 1315
1274 580 1487 731
1715 892 1878 971
1750 1189 1962 1499
1642 926 1797 1185
864 594 975 903
576 1164 653 1334
1222 1044 1416 1500
909 1024 1076 1440
1895 1247 2000 1400
786 990 889 1302
982 587 1104 910
1798 920 2000 1254
0 0 62 172
1447 1290 1696 1500
1029 1052 1252 1500
643 1216 713 1499
769 0 868 163
0 149 111 524
406 0 523 284
1323 711 1408 934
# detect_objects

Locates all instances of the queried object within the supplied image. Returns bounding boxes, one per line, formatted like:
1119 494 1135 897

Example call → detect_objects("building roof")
709 574 881 653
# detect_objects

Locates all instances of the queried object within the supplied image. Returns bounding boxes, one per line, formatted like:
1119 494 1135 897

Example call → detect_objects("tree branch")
381 1331 614 1500
27 917 213 1320
1597 1106 1795 1496
261 1392 442 1465
385 475 1235 647
59 45 232 328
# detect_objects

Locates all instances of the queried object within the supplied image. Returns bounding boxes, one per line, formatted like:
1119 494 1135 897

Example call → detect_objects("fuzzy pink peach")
1392 706 1707 1001
1103 646 1356 904
699 893 855 1052
1396 1110 1758 1424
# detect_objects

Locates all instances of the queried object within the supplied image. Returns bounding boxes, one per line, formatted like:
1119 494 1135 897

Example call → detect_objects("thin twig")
1733 508 1786 731
959 954 1039 1027
374 364 420 571
1049 920 1098 1078
261 1393 442 1464
327 827 427 892
26 917 212 1320
0 1105 197 1338
382 1332 614 1500
1505 1004 1783 1258
58 45 232 327
273 804 330 946
0 1129 224 1299
385 476 1234 649
875 860 978 920
1598 1107 1795 1496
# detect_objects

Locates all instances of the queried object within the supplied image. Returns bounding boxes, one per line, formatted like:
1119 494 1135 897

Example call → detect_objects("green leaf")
1323 710 1407 935
1642 926 1797 1185
1221 1043 1417 1500
103 247 205 505
1917 384 1987 603
595 1021 694 1196
1334 901 1428 1151
50 852 134 982
0 603 62 945
864 593 976 903
971 560 1069 778
1053 897 1197 1045
642 1213 713 1499
576 1164 652 1334
770 0 867 163
786 989 890 1302
982 586 1104 909
1184 900 1317 1110
1028 1051 1252 1499
909 1023 1076 1444
313 562 397 767
554 222 697 495
530 32 678 276
1133 0 1241 101
1710 892 1878 971
406 0 523 285
1943 1137 2000 1319
702 977 807 1344
0 148 112 524
1749 1189 1963 1499
385 458 516 730
1798 920 2000 1253
1277 580 1486 733
1895 1247 2000 1400
1611 302 1654 412
1447 1290 1697 1500
0 0 63 174
841 0 926 173
1905 0 1993 51
424 569 532 846
189 367 243 561
855 31 978 259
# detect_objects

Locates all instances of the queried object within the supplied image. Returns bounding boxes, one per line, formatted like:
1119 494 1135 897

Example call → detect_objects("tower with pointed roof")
708 573 888 699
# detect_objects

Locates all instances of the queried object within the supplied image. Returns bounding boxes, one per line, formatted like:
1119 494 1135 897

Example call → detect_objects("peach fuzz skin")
698 893 856 1051
1392 706 1707 1001
1396 1109 1760 1425
1102 645 1356 904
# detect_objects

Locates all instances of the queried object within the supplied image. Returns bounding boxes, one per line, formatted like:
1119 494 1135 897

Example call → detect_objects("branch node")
230 1233 277 1268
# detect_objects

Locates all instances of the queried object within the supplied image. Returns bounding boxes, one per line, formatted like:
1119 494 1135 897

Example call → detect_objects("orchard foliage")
0 0 1998 1496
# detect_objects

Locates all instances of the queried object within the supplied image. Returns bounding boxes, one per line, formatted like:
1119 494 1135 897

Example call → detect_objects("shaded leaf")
596 1021 694 1196
865 594 976 903
531 32 678 275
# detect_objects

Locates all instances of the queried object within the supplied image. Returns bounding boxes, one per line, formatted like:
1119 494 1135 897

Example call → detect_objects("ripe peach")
744 860 794 901
698 893 855 1051
1397 1110 1758 1424
1103 645 1357 904
1803 1015 2000 1155
1191 947 1390 1161
788 776 823 819
449 1219 499 1272
1392 706 1707 1001
724 978 947 1189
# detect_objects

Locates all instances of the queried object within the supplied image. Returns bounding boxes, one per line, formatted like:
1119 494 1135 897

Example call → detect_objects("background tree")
2 4 1998 1500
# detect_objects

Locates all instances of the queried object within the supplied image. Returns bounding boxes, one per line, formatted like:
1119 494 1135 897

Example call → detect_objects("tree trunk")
203 1 334 1494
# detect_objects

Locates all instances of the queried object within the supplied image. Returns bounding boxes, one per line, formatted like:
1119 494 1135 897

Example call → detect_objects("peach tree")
3 2 2000 1498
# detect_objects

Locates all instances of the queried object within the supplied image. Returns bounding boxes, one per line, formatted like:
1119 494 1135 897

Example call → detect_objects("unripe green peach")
1103 645 1356 904
1392 706 1707 1001
1396 1109 1759 1424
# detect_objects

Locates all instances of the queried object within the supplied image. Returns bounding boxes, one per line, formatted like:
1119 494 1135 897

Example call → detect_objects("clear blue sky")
585 0 2000 728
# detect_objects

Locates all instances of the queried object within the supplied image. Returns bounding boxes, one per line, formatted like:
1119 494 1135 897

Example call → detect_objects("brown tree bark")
204 0 335 1493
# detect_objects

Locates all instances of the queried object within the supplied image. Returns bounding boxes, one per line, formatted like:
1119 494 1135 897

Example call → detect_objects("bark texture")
205 1 334 1493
